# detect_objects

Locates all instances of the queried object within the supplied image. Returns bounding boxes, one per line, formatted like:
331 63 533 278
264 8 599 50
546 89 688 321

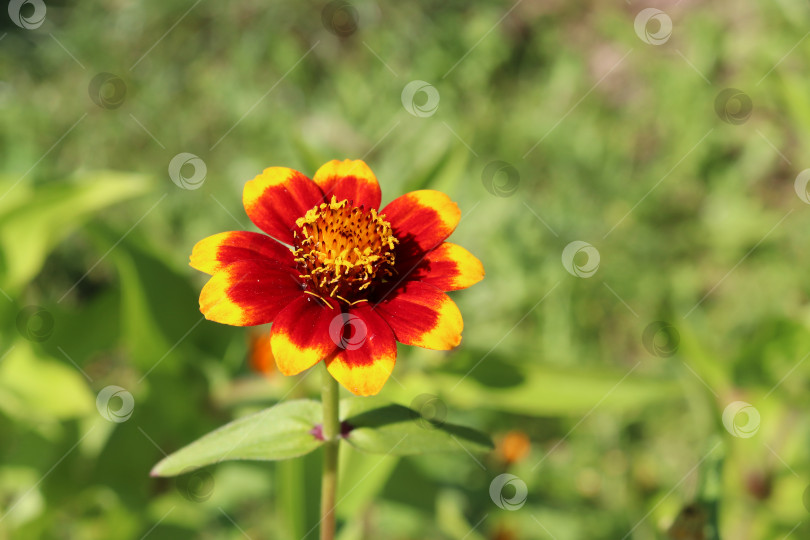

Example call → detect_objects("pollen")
292 196 398 304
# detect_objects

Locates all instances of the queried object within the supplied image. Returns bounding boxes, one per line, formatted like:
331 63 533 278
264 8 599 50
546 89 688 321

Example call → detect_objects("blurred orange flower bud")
498 430 531 464
249 330 275 376
491 524 517 540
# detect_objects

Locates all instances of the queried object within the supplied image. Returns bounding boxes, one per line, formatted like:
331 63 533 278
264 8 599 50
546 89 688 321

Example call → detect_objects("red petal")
325 302 397 396
190 231 295 275
399 242 484 291
270 295 339 376
313 159 382 210
374 281 463 350
199 259 303 326
381 190 461 254
243 167 324 244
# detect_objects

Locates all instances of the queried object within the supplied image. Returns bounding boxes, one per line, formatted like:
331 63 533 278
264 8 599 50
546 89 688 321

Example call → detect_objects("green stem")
320 362 340 540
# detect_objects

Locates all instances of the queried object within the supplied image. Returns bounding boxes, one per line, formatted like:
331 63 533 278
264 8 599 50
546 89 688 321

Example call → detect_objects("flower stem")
320 362 340 540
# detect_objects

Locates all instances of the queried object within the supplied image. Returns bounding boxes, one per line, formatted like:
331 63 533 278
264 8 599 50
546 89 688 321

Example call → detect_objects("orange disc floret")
292 196 398 305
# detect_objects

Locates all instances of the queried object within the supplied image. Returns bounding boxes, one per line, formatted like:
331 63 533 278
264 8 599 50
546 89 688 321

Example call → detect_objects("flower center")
292 197 398 305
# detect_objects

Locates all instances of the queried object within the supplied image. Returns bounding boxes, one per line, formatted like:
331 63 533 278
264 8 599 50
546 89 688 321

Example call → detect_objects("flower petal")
399 242 485 291
190 231 295 275
325 302 397 396
270 295 339 376
312 159 382 210
374 281 462 350
243 167 324 244
382 190 461 253
200 259 303 326
249 330 276 376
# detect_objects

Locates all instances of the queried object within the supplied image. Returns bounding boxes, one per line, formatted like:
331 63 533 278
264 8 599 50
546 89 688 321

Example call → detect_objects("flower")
496 430 531 465
248 330 276 376
190 159 483 396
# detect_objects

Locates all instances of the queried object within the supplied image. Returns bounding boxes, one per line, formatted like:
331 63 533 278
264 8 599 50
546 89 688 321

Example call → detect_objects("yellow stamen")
292 196 398 305
304 290 334 308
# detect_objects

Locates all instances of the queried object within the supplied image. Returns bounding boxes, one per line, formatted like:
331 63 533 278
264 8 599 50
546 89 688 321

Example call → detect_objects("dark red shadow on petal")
371 281 446 346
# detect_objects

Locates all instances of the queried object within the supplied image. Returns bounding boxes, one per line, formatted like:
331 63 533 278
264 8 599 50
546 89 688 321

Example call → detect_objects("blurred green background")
2 0 810 538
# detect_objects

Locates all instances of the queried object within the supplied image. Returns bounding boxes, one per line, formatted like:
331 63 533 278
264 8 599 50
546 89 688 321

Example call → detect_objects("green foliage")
151 400 324 477
0 342 94 423
342 398 494 455
0 172 151 293
151 397 492 478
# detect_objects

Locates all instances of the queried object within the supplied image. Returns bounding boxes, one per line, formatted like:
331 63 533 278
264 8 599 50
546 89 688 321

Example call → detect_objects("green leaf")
426 362 682 416
0 172 152 293
336 448 400 519
91 225 216 372
151 400 323 477
0 341 95 424
341 398 493 456
276 457 308 540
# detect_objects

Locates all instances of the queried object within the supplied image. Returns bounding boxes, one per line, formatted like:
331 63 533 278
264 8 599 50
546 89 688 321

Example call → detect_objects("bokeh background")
2 0 810 538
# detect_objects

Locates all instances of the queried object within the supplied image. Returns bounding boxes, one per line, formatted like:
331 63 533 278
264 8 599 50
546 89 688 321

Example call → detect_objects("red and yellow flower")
190 159 483 396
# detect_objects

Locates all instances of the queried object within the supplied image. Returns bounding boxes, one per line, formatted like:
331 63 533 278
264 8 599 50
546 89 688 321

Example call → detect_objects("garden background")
2 0 810 538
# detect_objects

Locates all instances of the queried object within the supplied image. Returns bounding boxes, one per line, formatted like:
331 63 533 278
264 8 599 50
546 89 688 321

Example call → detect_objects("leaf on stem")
341 398 493 456
151 399 323 477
